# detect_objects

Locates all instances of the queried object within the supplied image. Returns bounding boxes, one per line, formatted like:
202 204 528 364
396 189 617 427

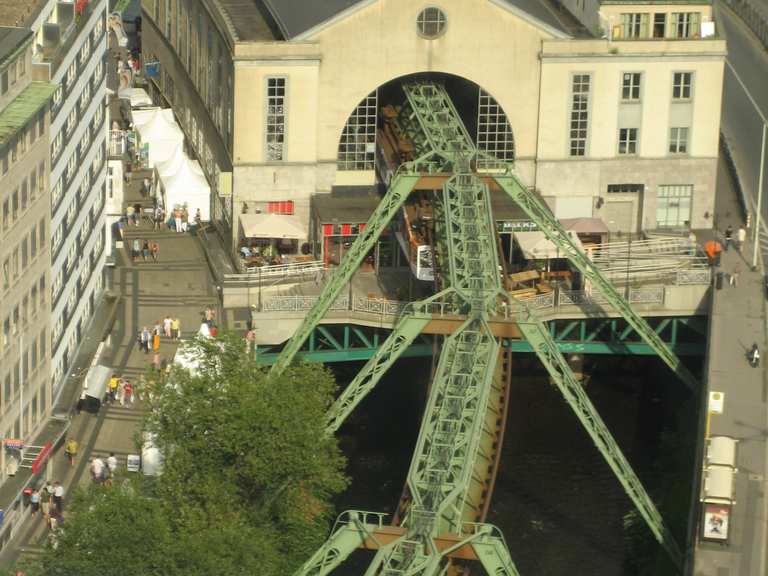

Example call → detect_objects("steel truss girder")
269 172 420 377
513 302 683 568
443 174 501 301
294 511 387 576
406 318 500 536
402 83 476 172
494 175 699 392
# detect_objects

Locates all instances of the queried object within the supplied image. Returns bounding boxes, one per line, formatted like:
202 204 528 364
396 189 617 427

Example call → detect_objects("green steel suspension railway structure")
269 81 699 575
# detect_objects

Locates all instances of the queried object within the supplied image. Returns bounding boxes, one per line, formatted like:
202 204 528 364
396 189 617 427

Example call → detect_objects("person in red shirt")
123 381 133 405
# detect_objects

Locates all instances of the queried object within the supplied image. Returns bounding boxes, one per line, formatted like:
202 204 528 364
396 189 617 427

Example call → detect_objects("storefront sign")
3 439 23 450
497 220 538 233
701 503 730 541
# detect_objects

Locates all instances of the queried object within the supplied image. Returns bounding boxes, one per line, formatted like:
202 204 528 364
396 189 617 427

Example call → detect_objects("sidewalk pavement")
2 138 219 571
693 157 768 575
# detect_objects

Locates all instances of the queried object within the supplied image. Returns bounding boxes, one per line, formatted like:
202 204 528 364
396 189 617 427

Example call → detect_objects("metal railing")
224 260 325 286
109 129 126 157
256 285 670 318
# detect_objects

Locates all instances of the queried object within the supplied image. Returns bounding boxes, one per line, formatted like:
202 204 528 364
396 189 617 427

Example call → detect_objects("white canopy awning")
515 231 584 260
118 87 153 108
161 159 210 221
156 147 203 180
240 213 306 240
136 112 184 166
707 436 737 468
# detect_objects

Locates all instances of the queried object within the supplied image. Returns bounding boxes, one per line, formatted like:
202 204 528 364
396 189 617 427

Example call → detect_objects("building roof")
216 0 279 41
0 27 32 68
260 0 567 40
0 81 57 145
0 0 43 28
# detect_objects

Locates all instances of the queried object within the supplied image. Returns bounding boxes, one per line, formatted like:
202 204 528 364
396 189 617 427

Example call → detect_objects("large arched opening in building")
336 72 515 176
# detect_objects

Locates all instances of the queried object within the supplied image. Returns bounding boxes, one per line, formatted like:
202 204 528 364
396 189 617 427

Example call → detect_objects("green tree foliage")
24 334 347 576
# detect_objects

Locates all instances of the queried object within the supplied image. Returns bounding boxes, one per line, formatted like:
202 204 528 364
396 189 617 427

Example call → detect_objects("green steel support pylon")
294 511 387 576
326 314 431 433
269 172 419 377
494 175 698 392
512 299 683 567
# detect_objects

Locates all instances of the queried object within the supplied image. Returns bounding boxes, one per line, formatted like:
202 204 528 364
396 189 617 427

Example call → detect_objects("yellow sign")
708 391 725 415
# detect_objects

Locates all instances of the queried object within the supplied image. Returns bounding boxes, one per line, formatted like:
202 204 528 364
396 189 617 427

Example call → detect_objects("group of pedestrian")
106 374 134 405
138 317 181 352
89 454 118 486
131 238 160 262
29 481 66 531
199 307 218 338
723 225 747 254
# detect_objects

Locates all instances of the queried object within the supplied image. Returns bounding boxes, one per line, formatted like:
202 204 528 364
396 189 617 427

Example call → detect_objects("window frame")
621 72 642 102
417 6 448 39
618 127 639 155
568 73 592 157
264 76 287 162
669 127 689 155
672 71 694 100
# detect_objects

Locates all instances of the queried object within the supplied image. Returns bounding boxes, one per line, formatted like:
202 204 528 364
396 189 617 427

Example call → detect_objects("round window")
417 7 447 39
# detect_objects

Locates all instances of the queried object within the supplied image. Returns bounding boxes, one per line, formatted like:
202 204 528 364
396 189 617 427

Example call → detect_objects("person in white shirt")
52 482 65 513
107 453 118 474
737 225 747 254
90 457 105 483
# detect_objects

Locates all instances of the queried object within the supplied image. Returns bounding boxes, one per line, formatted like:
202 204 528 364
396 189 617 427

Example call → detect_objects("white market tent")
160 159 210 221
156 147 203 181
240 213 306 240
514 230 585 260
119 87 153 108
136 112 184 166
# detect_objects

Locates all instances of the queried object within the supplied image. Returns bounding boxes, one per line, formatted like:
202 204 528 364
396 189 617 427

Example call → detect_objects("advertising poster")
702 503 730 541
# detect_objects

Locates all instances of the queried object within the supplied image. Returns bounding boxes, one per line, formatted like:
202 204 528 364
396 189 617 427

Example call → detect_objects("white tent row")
156 152 211 222
136 110 184 167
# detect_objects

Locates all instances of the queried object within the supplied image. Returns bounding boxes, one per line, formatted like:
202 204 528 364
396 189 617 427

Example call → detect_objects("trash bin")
715 272 724 290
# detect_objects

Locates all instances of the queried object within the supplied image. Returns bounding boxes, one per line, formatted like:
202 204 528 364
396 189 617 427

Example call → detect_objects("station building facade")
140 0 724 253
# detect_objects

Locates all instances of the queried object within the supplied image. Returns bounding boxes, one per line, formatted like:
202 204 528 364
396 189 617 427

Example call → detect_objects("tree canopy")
21 334 348 576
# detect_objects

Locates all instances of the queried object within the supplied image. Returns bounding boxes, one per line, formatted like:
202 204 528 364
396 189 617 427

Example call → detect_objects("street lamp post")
752 123 767 270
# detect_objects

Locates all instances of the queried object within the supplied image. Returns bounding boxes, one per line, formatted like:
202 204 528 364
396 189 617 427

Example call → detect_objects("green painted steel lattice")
288 80 691 575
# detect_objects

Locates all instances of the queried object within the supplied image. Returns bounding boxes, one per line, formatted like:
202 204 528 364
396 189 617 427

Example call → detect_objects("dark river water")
330 351 701 576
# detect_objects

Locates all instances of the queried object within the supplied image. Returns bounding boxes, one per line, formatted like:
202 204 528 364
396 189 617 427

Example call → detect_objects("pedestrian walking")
131 238 140 262
40 487 51 519
30 489 40 517
174 208 182 233
154 205 163 230
731 264 741 287
724 225 733 251
194 208 202 229
153 331 160 353
172 317 181 340
90 457 105 483
151 241 159 262
141 177 151 198
107 453 118 474
64 438 78 467
109 374 119 402
738 225 747 254
142 239 150 261
141 326 151 353
133 203 142 226
118 378 127 405
52 482 64 513
163 316 173 338
124 380 133 405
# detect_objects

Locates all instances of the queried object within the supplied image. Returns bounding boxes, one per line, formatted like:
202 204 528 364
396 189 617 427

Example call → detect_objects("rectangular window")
2 259 8 290
21 238 28 269
671 12 701 38
621 13 649 38
12 189 18 220
653 13 667 38
2 317 8 347
39 218 46 248
672 72 693 100
618 128 638 155
21 178 28 211
265 77 286 161
657 184 693 227
39 275 46 304
38 161 45 193
1 70 7 94
569 74 591 157
30 170 36 201
607 184 644 194
621 73 641 101
267 201 295 215
669 127 689 154
476 88 515 169
2 199 8 230
30 225 37 258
